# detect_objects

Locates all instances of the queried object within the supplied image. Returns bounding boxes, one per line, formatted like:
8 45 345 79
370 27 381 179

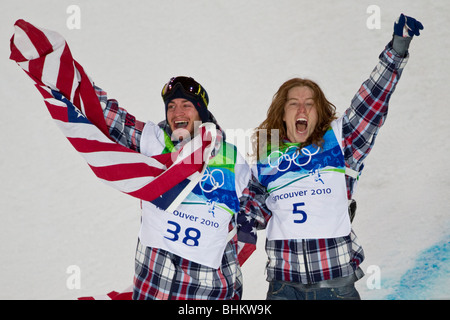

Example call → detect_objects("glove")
394 14 424 38
392 14 423 56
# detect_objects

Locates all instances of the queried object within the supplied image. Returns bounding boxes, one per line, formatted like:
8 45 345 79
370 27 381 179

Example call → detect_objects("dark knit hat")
161 76 209 123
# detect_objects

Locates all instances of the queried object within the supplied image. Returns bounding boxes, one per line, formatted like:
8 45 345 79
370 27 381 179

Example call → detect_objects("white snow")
0 0 449 300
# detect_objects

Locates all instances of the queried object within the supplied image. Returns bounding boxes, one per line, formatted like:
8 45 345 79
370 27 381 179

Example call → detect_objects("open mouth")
296 118 308 133
174 120 189 129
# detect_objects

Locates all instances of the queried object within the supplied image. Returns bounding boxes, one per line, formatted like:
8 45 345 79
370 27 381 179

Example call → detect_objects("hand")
394 14 424 37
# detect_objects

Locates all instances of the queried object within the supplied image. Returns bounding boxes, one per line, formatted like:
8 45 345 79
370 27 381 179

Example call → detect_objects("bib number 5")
293 202 307 224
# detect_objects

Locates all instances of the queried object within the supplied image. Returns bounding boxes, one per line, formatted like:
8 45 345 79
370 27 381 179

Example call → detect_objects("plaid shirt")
95 88 243 300
238 41 409 284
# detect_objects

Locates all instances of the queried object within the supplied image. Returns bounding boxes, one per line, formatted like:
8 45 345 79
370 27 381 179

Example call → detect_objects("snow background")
1 0 449 300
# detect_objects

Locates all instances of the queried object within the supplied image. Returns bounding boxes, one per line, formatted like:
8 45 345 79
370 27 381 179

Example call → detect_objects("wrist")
392 35 412 57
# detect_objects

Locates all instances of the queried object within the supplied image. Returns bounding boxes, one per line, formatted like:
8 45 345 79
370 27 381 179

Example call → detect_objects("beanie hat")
161 76 210 123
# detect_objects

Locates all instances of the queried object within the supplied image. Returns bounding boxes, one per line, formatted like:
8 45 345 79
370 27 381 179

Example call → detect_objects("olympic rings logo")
267 145 320 172
200 168 225 193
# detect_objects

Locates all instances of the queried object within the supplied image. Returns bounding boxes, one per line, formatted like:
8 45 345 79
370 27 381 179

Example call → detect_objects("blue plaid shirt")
238 41 409 284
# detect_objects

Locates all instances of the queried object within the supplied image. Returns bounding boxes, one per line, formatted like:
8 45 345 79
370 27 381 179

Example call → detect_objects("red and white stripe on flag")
9 19 214 206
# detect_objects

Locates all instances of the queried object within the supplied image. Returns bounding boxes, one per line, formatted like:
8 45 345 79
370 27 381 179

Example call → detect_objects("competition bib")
258 121 351 240
264 170 350 240
139 124 243 268
139 200 233 269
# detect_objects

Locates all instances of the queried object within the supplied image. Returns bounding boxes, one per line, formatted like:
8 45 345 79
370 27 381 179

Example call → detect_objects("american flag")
9 19 216 212
10 20 256 300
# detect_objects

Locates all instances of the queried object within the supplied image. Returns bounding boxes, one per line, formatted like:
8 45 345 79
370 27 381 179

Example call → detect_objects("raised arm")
10 19 216 208
94 85 145 152
342 14 423 197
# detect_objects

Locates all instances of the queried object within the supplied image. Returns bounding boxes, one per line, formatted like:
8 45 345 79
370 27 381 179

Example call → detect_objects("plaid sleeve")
93 85 145 152
237 173 272 244
342 41 409 195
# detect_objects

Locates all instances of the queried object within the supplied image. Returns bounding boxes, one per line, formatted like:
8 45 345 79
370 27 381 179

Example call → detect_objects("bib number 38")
293 202 307 224
164 221 201 247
